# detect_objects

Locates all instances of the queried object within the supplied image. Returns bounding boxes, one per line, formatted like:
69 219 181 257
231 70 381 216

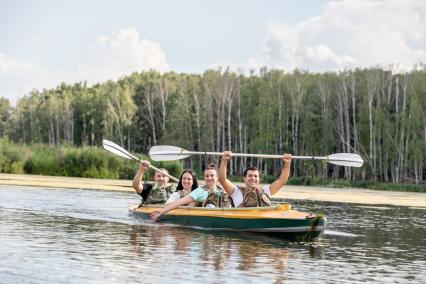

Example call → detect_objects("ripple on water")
0 186 425 283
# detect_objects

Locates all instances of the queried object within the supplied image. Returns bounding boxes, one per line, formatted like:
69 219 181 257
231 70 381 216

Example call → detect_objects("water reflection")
127 224 303 283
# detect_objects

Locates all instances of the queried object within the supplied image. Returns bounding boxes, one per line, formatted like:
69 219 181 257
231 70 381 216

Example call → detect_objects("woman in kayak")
165 170 199 205
150 164 232 221
219 151 292 207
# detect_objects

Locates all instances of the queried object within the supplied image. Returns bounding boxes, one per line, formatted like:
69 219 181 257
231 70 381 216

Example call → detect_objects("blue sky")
1 0 425 103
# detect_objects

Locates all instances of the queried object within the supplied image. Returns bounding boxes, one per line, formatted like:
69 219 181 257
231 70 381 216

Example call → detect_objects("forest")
0 67 425 184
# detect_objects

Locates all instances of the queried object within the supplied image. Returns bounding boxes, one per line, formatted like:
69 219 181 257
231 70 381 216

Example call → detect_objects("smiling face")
181 172 194 191
203 169 218 189
244 170 260 188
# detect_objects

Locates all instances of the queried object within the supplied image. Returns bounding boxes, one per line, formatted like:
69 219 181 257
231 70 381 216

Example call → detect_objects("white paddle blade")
327 153 364 167
149 145 191 161
102 140 132 160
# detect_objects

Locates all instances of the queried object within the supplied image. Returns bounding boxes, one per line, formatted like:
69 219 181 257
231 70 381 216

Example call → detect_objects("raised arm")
132 161 150 194
150 194 195 221
269 153 292 195
218 151 236 195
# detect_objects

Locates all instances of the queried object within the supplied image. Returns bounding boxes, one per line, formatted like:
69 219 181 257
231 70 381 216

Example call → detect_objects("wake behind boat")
129 203 326 241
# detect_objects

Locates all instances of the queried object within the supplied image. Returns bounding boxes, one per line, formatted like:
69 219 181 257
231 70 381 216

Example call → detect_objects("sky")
1 0 425 103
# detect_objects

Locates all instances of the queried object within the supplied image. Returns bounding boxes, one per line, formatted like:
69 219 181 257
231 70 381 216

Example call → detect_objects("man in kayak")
219 151 292 207
150 164 232 221
132 161 176 205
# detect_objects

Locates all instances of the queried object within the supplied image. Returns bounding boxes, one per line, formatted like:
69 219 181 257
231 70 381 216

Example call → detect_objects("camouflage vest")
201 185 232 208
143 183 176 205
238 186 272 208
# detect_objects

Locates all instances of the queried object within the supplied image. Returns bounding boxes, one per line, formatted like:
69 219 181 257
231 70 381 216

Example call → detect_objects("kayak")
128 203 326 241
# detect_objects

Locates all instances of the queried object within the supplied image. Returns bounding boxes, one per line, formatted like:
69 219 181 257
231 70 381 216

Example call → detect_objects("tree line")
0 67 425 184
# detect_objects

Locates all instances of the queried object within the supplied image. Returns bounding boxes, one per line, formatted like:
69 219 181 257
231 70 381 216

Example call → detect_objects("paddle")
149 145 364 167
102 140 180 182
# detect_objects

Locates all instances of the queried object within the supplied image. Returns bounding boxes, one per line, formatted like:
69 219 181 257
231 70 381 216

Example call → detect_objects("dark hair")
176 170 198 192
243 166 259 177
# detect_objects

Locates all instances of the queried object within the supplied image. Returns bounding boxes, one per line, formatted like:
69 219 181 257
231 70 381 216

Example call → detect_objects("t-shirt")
165 189 194 204
165 192 181 204
231 185 271 207
189 186 224 202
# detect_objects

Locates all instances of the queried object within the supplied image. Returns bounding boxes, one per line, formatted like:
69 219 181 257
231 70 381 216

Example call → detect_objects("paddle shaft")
125 155 180 183
158 150 354 162
143 163 179 183
103 140 179 182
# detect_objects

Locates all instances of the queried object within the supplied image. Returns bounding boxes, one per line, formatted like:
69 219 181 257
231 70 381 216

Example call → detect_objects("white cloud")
76 28 170 83
248 0 426 72
0 28 169 104
0 53 38 74
0 53 52 103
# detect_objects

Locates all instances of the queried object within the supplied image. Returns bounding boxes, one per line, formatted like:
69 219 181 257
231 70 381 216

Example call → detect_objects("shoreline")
0 173 425 208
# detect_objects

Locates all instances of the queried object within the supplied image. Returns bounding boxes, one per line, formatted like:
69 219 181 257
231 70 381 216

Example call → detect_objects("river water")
0 185 425 283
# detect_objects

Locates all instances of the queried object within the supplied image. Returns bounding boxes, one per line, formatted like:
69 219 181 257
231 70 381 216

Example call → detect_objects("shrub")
0 139 28 173
23 145 58 175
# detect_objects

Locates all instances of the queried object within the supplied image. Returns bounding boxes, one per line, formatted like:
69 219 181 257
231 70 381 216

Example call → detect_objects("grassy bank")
228 175 426 193
1 140 424 193
0 140 183 180
285 176 426 193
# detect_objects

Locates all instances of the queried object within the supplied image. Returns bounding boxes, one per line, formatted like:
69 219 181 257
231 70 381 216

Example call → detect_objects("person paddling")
219 151 292 207
132 161 176 205
150 164 232 221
